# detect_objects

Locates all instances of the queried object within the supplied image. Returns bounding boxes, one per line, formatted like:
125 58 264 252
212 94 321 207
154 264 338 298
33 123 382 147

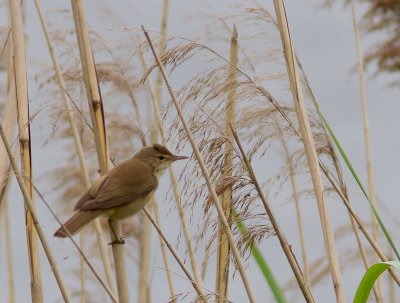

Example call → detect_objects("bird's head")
135 144 189 175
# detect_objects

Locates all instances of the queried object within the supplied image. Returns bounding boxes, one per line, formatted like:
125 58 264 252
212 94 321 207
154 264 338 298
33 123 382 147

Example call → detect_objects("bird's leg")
108 219 125 245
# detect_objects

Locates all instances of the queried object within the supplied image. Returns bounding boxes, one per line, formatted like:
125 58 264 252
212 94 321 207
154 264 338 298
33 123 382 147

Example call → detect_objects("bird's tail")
54 211 101 238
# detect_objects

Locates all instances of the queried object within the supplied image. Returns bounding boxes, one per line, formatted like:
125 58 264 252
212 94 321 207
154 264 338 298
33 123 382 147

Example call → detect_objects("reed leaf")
354 261 400 303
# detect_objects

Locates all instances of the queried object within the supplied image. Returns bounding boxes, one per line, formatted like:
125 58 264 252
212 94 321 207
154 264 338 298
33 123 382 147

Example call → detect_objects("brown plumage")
54 144 188 238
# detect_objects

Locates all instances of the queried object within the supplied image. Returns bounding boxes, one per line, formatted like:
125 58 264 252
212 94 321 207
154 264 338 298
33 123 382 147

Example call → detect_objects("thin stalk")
275 121 309 283
33 185 118 302
143 26 256 303
0 120 72 302
70 1 129 302
320 165 400 285
137 55 155 303
351 6 382 300
0 32 16 191
151 201 176 302
138 36 202 298
154 0 170 106
1 38 16 303
216 25 238 303
142 208 208 300
231 126 315 303
138 206 152 303
8 0 43 301
352 5 378 241
273 1 344 301
79 231 86 303
322 117 381 301
201 244 212 281
4 196 15 303
33 0 116 293
388 245 395 303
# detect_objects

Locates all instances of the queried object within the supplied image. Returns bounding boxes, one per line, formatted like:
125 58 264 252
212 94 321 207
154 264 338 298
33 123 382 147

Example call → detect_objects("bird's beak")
172 155 189 161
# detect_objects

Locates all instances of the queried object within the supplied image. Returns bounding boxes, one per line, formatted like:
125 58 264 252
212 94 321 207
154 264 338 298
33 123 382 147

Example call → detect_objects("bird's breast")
106 191 155 221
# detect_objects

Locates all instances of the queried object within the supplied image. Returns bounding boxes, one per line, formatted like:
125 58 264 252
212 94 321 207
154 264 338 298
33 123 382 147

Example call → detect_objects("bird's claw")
108 237 125 245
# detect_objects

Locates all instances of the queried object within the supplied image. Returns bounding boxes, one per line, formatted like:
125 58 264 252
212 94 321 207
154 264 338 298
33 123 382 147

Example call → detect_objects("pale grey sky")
1 1 400 302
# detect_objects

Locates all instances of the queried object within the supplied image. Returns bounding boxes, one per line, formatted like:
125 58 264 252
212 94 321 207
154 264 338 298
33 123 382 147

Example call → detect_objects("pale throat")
154 161 171 177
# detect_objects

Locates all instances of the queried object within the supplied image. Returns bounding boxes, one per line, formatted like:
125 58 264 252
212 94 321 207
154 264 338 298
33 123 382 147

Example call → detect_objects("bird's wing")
74 161 158 211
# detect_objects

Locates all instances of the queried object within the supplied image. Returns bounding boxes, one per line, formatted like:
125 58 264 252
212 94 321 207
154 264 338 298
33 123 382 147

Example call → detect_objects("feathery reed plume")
143 25 257 303
231 126 315 302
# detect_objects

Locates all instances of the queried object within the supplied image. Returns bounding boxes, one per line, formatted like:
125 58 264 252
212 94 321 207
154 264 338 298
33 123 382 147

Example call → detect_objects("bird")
54 144 188 241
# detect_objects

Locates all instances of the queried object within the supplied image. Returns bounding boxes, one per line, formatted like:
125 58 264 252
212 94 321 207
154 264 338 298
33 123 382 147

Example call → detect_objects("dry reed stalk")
300 62 383 301
352 5 382 300
142 208 208 300
388 245 395 303
0 120 72 302
215 25 238 303
154 0 170 105
275 120 309 283
143 26 256 303
138 36 203 299
0 35 16 192
150 201 176 302
8 0 43 301
79 231 86 303
201 243 212 281
231 126 315 302
138 69 157 303
33 0 116 293
138 205 152 303
325 123 382 301
321 165 400 285
273 1 344 301
4 193 15 303
70 0 130 302
0 39 17 303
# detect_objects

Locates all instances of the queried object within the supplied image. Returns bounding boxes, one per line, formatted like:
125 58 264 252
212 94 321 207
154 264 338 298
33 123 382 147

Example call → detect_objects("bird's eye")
158 156 165 160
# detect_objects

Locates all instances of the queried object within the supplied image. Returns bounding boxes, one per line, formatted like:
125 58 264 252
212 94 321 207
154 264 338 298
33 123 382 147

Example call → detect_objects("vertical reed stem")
216 25 238 302
4 197 15 303
275 121 309 283
0 36 17 303
273 1 344 301
0 121 72 302
33 0 116 293
351 6 382 301
70 0 129 301
8 0 43 301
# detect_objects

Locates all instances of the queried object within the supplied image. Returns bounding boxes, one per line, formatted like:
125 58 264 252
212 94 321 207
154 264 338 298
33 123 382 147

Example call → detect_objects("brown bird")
54 144 188 239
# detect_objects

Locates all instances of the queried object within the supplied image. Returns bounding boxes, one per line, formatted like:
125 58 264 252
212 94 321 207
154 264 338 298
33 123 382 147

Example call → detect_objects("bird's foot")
108 237 125 245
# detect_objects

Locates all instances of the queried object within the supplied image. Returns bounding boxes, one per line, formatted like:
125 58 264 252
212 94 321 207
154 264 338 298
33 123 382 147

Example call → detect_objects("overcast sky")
1 0 400 302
